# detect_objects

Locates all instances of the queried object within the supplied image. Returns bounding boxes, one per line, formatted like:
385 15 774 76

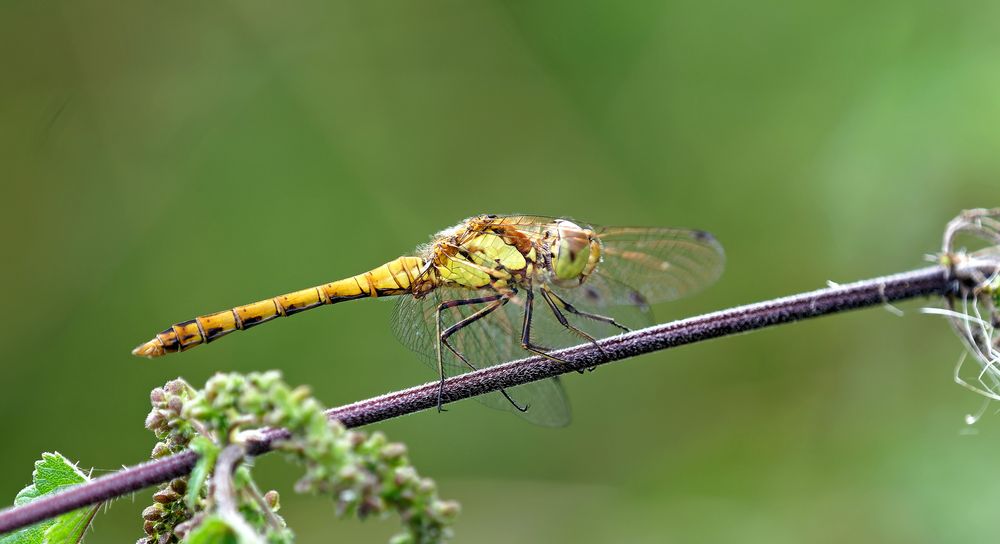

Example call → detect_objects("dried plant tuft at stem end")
933 208 1000 406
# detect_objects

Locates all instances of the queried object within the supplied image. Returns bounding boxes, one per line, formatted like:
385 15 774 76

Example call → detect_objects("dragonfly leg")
520 285 577 371
435 292 529 413
543 286 631 333
435 294 501 412
539 286 604 373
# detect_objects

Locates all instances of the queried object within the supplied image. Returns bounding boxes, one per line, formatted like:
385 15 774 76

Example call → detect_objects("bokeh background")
3 1 1000 542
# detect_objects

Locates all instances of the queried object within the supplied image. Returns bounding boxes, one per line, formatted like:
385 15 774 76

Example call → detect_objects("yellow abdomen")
132 256 427 358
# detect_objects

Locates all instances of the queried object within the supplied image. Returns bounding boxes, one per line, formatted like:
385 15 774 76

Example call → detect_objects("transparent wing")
593 227 725 304
512 281 653 347
488 217 725 304
489 214 586 238
391 287 572 426
571 271 657 312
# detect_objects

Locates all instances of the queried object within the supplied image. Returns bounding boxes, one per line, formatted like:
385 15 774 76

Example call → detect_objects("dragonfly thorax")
430 230 526 290
425 216 603 292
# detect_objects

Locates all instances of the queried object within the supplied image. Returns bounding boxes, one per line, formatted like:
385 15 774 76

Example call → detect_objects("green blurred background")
3 1 1000 542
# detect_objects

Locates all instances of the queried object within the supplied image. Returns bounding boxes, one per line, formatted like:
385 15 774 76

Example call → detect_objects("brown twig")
1 263 982 536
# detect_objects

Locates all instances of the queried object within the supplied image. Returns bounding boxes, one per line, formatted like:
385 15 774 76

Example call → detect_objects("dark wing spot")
692 230 716 243
629 290 649 309
582 285 602 303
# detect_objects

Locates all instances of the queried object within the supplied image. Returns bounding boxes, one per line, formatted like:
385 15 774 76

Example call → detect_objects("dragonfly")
133 214 725 425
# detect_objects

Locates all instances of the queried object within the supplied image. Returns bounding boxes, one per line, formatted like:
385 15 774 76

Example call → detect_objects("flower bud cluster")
185 371 459 543
145 379 197 457
138 371 457 543
138 381 200 543
135 478 189 544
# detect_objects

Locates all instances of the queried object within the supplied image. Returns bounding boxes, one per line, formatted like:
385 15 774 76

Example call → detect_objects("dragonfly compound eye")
552 220 592 280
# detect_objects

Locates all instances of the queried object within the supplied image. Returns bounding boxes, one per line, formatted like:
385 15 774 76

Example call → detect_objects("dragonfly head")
551 220 597 281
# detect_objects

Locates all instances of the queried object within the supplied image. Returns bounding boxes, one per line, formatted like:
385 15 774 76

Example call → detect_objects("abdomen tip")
132 340 164 358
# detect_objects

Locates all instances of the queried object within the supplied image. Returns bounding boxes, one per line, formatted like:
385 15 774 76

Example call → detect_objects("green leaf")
0 452 99 544
187 437 220 510
182 516 239 544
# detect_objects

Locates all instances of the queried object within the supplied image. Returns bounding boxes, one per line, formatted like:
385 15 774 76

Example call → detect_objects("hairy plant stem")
0 263 985 535
246 477 284 532
213 444 261 543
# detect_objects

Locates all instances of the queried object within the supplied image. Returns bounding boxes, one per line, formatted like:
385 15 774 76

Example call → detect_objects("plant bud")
150 388 166 405
153 488 180 504
151 442 171 458
394 466 417 486
185 404 208 420
164 379 187 395
143 519 156 535
264 490 280 511
258 370 281 385
142 504 164 522
348 432 366 448
338 465 359 484
367 431 387 448
433 499 461 518
381 442 407 460
416 478 436 494
290 385 312 403
169 478 187 494
144 411 165 432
